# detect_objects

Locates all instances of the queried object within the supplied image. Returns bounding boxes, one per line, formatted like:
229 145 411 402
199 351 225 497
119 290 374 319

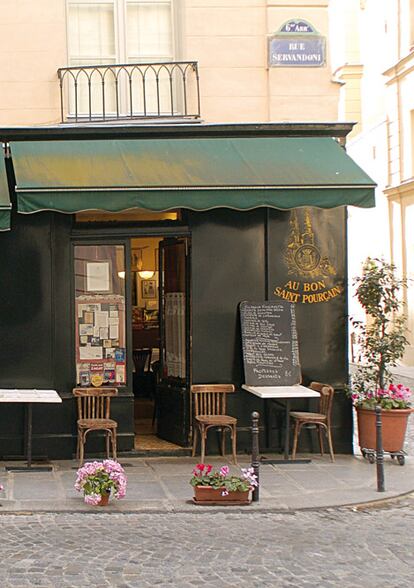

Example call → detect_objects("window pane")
127 2 173 60
74 245 126 387
68 3 115 60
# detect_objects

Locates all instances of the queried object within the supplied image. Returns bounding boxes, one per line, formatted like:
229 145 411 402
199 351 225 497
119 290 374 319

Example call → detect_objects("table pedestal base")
260 457 311 465
5 465 53 472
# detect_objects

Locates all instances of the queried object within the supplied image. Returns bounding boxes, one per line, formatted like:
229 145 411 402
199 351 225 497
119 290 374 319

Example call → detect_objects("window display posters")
75 295 125 386
86 261 111 292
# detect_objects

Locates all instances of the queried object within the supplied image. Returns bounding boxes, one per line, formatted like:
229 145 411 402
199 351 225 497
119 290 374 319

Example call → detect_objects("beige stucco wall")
0 0 67 125
0 0 338 125
185 0 339 122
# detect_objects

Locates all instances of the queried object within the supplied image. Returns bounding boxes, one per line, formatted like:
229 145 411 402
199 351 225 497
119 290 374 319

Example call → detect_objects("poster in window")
86 261 111 292
75 294 126 386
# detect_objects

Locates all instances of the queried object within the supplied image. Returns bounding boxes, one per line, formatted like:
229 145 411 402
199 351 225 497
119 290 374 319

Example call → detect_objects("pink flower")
221 489 229 496
75 460 127 502
84 493 101 505
205 464 212 474
220 466 229 477
196 463 205 472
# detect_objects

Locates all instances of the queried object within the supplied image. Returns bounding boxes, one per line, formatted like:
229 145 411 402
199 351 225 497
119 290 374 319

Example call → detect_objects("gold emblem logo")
285 209 335 279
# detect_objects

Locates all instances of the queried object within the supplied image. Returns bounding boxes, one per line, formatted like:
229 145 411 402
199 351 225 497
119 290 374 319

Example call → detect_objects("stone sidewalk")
0 453 413 513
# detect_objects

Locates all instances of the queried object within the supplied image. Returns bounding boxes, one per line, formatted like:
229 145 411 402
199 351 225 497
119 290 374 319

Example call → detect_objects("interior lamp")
136 250 155 279
138 270 155 279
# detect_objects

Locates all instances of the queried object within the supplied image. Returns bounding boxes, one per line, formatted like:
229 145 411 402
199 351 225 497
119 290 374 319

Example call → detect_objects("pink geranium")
75 459 127 504
350 384 412 410
190 463 258 493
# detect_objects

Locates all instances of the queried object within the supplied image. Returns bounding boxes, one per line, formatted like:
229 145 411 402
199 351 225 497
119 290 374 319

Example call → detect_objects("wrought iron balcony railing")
57 61 201 123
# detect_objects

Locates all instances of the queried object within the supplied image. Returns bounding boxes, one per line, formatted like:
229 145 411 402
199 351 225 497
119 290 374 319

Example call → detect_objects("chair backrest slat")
191 384 235 417
309 381 334 422
73 388 118 420
133 348 152 374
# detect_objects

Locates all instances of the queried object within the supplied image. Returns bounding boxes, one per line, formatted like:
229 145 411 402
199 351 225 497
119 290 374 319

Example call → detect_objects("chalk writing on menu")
240 301 301 386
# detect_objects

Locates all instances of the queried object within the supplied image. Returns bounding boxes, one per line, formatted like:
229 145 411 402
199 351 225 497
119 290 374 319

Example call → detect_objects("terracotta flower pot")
99 492 110 506
356 407 413 453
193 486 251 505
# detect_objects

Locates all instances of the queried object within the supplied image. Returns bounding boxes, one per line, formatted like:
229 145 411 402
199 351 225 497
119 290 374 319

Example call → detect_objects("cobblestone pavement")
1 497 414 588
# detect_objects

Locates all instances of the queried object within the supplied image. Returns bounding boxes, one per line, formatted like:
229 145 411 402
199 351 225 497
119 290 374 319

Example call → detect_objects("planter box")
193 486 251 505
356 407 413 453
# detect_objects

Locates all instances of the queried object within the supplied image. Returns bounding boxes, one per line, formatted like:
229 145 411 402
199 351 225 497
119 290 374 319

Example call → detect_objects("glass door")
157 237 191 445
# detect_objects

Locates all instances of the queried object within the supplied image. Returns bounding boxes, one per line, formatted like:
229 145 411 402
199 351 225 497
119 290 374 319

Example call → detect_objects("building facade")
0 1 376 460
331 0 414 365
1 0 339 125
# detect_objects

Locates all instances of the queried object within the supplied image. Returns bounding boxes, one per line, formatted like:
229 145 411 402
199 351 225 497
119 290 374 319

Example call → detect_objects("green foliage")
189 464 258 492
351 257 409 394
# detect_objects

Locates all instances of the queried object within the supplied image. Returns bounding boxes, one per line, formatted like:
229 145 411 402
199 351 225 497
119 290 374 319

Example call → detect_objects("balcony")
57 61 201 124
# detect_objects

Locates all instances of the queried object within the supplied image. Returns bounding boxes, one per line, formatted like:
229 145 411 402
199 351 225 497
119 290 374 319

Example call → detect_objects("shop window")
74 244 126 387
67 0 176 116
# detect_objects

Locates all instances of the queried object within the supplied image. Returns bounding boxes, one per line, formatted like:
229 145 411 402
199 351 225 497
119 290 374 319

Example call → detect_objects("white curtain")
68 1 116 115
67 0 174 117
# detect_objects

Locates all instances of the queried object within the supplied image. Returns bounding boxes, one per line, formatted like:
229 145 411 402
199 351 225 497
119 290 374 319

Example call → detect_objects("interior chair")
132 348 154 398
73 387 118 466
290 381 335 462
191 384 238 464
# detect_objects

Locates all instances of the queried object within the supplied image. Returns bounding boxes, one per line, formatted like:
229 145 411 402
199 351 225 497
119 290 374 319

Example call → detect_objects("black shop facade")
0 122 375 460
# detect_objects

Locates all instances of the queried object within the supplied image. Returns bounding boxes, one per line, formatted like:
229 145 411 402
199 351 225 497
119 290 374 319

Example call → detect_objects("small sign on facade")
268 19 326 68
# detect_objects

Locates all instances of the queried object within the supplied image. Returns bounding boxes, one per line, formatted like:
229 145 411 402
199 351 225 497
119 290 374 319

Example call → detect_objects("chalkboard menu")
240 300 301 386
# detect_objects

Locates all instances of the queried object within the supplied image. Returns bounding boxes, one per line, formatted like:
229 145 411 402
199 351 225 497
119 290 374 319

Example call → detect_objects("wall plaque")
268 19 325 68
240 300 301 386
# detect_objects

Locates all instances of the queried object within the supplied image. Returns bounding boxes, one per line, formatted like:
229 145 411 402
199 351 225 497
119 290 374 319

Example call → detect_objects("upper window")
68 0 174 66
66 0 178 118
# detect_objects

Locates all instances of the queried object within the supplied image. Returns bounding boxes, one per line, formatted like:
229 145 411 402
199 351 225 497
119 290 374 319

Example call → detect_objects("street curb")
0 490 412 516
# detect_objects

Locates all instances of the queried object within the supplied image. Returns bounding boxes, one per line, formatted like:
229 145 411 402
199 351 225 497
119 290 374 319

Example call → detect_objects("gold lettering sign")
273 210 342 304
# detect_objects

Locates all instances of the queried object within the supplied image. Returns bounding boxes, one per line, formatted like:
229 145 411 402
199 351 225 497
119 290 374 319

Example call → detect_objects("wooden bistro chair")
73 387 118 466
191 384 238 465
133 348 152 374
132 348 155 398
290 381 335 462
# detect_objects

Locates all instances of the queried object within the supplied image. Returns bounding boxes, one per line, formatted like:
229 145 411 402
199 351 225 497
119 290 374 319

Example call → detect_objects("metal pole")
375 405 385 492
251 411 260 502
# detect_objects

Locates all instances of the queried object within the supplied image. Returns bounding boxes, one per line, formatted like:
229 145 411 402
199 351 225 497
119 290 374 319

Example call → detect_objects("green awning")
0 155 11 230
11 137 376 213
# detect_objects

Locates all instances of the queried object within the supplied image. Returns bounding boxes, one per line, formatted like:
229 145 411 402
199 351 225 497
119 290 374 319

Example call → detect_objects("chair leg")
326 427 335 463
105 431 110 459
232 425 237 465
112 429 117 461
192 426 198 457
201 425 206 464
76 430 80 459
291 420 300 460
318 426 325 457
221 428 226 458
79 431 85 466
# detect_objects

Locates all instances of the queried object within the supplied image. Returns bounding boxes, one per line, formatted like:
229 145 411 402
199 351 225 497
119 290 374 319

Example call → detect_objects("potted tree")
349 257 412 464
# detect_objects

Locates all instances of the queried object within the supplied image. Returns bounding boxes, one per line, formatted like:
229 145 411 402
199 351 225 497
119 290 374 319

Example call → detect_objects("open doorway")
130 236 190 452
